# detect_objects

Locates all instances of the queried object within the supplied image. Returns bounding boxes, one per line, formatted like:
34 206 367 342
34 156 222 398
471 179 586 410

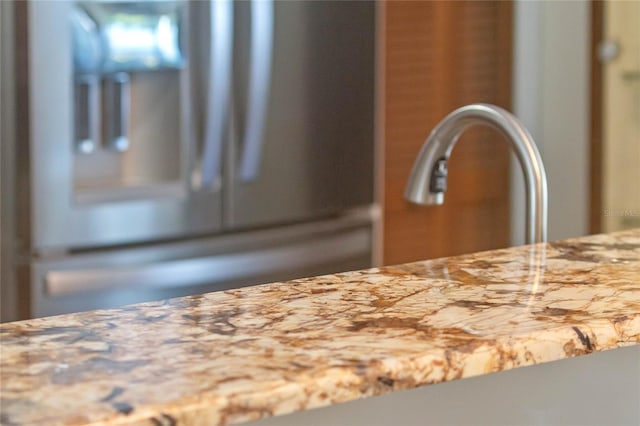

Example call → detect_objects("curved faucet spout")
404 103 548 244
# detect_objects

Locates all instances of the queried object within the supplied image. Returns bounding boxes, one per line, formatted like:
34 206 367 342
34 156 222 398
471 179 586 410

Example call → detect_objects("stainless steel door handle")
103 72 130 152
44 227 368 296
238 0 274 182
74 75 100 154
201 0 233 189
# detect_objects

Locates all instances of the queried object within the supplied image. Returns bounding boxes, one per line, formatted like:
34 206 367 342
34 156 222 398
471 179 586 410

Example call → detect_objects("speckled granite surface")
1 229 639 426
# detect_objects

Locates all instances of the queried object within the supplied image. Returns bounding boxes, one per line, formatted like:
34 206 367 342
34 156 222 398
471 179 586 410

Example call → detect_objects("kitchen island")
1 229 639 425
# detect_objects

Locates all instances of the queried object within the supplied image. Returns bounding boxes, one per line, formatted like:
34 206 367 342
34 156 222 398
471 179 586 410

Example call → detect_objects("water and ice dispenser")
71 1 189 202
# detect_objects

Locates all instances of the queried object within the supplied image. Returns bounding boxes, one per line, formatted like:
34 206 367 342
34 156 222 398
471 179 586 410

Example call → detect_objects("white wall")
512 0 591 245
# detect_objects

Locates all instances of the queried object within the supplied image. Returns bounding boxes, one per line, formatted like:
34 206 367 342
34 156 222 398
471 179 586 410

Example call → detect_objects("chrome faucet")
404 103 548 244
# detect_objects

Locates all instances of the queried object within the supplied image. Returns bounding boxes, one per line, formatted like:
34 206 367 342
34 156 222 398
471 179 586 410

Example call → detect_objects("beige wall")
602 0 640 232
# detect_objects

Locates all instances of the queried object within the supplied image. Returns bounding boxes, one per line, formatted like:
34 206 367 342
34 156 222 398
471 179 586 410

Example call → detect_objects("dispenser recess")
71 0 189 204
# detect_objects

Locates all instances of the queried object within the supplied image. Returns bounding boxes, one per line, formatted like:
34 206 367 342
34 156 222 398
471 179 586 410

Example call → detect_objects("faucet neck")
405 103 548 244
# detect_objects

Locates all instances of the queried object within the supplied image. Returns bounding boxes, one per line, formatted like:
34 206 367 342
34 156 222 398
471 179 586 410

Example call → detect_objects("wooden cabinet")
382 0 514 265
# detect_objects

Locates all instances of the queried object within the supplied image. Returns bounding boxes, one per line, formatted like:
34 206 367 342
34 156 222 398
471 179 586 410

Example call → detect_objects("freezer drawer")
30 215 372 318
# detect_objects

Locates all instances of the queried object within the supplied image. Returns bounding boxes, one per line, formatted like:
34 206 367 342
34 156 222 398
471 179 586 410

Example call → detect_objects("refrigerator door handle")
200 0 233 188
238 0 274 182
44 227 368 296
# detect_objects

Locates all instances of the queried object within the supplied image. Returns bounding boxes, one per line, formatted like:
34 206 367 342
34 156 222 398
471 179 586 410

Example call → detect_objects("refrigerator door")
226 0 375 229
30 214 372 318
25 1 229 251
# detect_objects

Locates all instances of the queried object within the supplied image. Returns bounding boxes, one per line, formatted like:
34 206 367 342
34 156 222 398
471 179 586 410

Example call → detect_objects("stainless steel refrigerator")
4 0 376 319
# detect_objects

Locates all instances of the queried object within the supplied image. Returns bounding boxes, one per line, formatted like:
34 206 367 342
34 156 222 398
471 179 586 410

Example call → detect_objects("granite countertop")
1 229 639 425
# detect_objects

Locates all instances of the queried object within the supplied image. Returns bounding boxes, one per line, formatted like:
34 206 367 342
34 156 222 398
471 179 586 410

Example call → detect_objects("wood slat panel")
383 0 513 265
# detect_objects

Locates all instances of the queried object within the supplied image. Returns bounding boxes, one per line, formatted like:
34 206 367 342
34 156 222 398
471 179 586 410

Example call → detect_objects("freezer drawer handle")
238 0 274 182
201 0 233 188
45 228 369 296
